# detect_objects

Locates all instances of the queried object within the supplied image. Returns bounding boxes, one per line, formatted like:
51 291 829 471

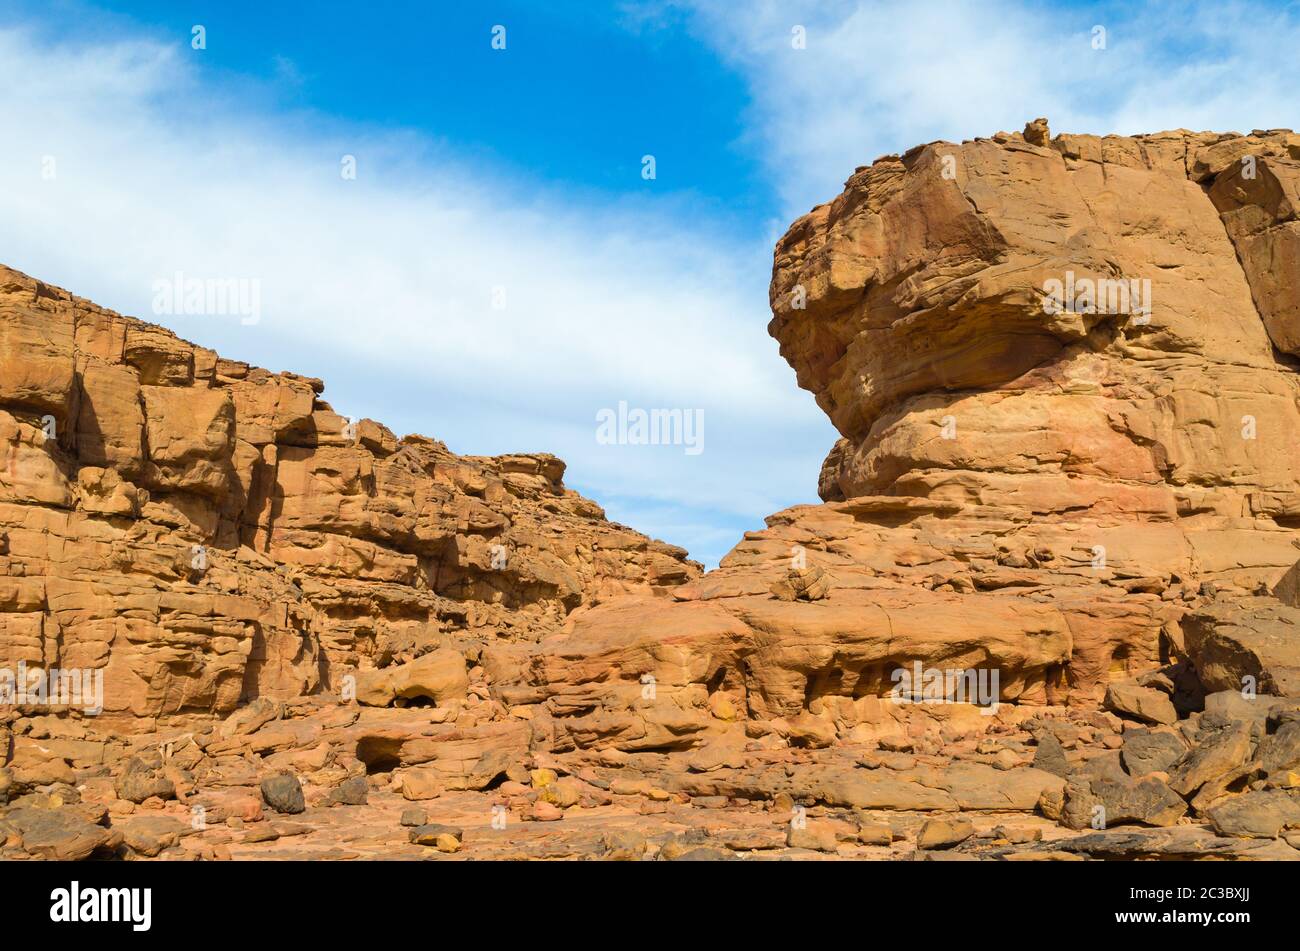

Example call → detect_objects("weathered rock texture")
562 123 1300 718
0 262 699 733
474 124 1300 764
762 123 1300 699
4 121 1300 863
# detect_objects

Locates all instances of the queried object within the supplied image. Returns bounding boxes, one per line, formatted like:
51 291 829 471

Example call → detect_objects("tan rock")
7 122 1300 865
0 262 700 724
1104 684 1179 725
786 821 838 852
398 767 444 801
916 818 974 850
1183 599 1300 696
855 821 893 846
529 801 563 822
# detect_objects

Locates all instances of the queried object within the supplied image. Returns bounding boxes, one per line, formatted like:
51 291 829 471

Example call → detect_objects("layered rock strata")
3 121 1300 862
511 121 1300 756
0 262 699 734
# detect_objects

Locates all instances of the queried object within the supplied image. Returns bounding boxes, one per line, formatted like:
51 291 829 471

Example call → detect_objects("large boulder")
1206 790 1300 839
1183 598 1300 696
1 807 113 860
1120 728 1188 777
1061 774 1187 830
1104 684 1178 725
354 648 469 709
259 773 306 814
1169 721 1255 798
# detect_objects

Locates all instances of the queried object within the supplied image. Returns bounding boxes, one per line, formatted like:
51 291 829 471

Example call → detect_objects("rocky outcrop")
1183 598 1300 695
4 120 1300 862
765 122 1300 693
498 120 1300 759
0 263 699 733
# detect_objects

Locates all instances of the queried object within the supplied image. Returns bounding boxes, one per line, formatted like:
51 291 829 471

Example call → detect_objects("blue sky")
29 1 769 214
2 0 1299 566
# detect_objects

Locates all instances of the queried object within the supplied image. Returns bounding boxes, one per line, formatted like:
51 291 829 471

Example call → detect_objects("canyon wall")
508 122 1300 752
0 264 699 733
6 125 1300 747
4 123 1300 862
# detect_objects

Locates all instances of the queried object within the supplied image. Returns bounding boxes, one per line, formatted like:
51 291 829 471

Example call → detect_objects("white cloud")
0 24 836 568
677 0 1300 217
7 2 1293 566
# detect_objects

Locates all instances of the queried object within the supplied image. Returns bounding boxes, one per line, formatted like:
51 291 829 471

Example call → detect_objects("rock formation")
3 120 1300 861
0 262 700 735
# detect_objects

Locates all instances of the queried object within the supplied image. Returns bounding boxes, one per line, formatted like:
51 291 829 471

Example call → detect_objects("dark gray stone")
1120 728 1186 776
330 776 368 806
1032 730 1070 778
259 773 305 814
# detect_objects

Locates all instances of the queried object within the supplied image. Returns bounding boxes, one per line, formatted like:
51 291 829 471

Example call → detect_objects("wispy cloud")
5 1 1295 567
0 24 835 568
675 0 1300 216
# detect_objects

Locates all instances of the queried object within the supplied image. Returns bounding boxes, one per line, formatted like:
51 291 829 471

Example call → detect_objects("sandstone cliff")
516 123 1300 754
0 264 699 733
761 122 1300 699
3 122 1300 862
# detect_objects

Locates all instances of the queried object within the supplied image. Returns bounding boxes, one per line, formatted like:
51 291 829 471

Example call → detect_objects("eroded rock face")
474 126 1300 758
772 124 1300 501
1183 598 1300 696
0 264 700 731
5 121 1300 863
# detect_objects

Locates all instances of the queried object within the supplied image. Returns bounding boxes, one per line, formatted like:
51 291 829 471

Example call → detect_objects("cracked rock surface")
4 121 1300 860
